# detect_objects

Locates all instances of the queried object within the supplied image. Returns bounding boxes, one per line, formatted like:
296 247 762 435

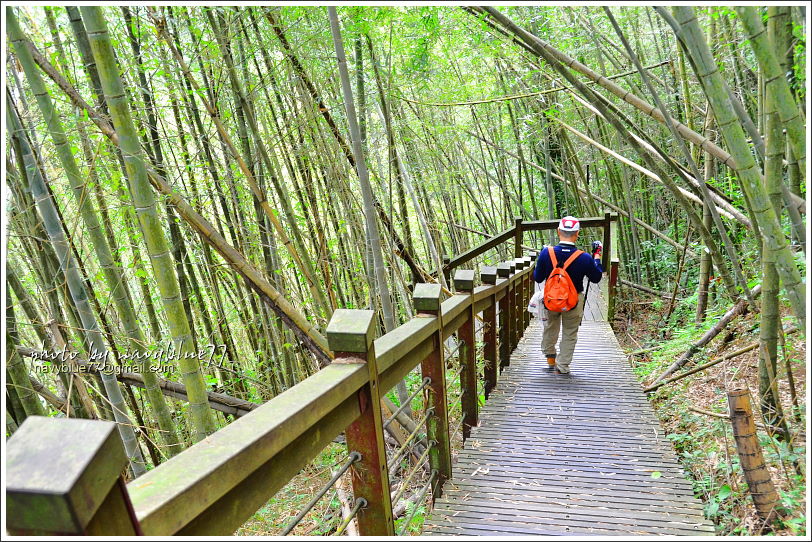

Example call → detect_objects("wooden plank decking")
423 289 715 536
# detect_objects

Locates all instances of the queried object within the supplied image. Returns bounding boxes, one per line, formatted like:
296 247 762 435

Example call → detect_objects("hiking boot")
554 365 571 376
546 356 556 369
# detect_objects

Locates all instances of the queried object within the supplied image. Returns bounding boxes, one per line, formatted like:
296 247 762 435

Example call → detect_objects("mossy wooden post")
727 389 781 523
481 266 498 397
454 269 478 440
513 257 523 340
6 417 140 535
496 262 511 369
326 309 394 535
529 251 539 285
413 284 452 498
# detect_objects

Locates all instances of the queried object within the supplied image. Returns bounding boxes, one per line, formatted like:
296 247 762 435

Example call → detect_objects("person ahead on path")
533 216 603 375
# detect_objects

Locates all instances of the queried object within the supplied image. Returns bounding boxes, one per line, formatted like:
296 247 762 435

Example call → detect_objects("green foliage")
7 3 807 534
396 500 428 535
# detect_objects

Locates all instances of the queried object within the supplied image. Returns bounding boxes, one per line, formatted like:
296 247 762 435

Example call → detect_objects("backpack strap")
547 246 558 268
561 249 584 270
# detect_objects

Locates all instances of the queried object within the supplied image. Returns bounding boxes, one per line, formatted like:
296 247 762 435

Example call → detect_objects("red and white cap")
558 216 580 232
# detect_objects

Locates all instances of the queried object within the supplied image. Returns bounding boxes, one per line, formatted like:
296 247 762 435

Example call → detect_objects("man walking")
533 216 603 375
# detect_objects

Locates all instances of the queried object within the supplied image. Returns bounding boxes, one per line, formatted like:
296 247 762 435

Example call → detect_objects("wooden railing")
5 214 618 536
444 214 619 321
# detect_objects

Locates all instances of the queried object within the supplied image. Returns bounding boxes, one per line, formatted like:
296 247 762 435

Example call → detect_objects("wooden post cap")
480 266 497 284
529 251 539 261
508 260 517 273
413 283 442 312
522 256 532 267
453 269 475 292
6 416 127 533
514 257 525 269
496 263 511 278
326 309 376 353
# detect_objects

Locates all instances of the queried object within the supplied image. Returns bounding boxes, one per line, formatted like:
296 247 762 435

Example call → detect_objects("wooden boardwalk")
424 289 715 536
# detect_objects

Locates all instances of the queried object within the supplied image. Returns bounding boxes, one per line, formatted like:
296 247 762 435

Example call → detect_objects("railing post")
442 255 451 286
326 309 394 535
513 257 526 341
527 250 538 326
508 259 519 349
608 260 619 323
480 266 498 398
453 269 478 440
602 210 612 272
413 284 452 499
514 216 523 259
606 212 619 324
6 417 141 535
522 255 532 332
496 262 511 369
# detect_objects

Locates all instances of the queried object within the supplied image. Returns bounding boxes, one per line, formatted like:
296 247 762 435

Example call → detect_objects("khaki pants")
541 293 584 373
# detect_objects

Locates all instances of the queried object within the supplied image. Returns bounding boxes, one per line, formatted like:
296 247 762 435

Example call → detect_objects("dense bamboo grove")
4 4 807 534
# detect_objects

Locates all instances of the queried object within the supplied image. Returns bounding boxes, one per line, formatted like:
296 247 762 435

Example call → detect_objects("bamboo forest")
3 4 809 538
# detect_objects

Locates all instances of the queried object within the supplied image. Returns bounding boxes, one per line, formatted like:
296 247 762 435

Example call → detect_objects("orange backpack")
543 246 583 312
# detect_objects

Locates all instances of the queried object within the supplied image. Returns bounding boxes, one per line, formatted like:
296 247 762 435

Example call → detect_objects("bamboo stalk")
81 6 216 442
556 118 736 221
736 7 806 181
669 7 805 332
481 7 743 302
619 279 675 299
148 8 331 321
17 20 333 370
6 297 46 419
7 88 146 476
465 129 698 257
10 7 182 455
468 6 739 170
727 389 782 523
397 60 673 107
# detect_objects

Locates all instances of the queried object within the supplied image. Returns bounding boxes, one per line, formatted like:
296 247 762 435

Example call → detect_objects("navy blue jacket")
533 242 603 293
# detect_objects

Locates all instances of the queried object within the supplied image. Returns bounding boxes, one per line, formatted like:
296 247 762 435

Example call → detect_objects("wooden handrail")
443 214 619 275
443 225 515 274
6 212 620 536
522 215 612 231
131 363 370 534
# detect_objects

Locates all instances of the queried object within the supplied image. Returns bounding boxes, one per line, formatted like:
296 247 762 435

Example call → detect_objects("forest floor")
614 289 807 536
